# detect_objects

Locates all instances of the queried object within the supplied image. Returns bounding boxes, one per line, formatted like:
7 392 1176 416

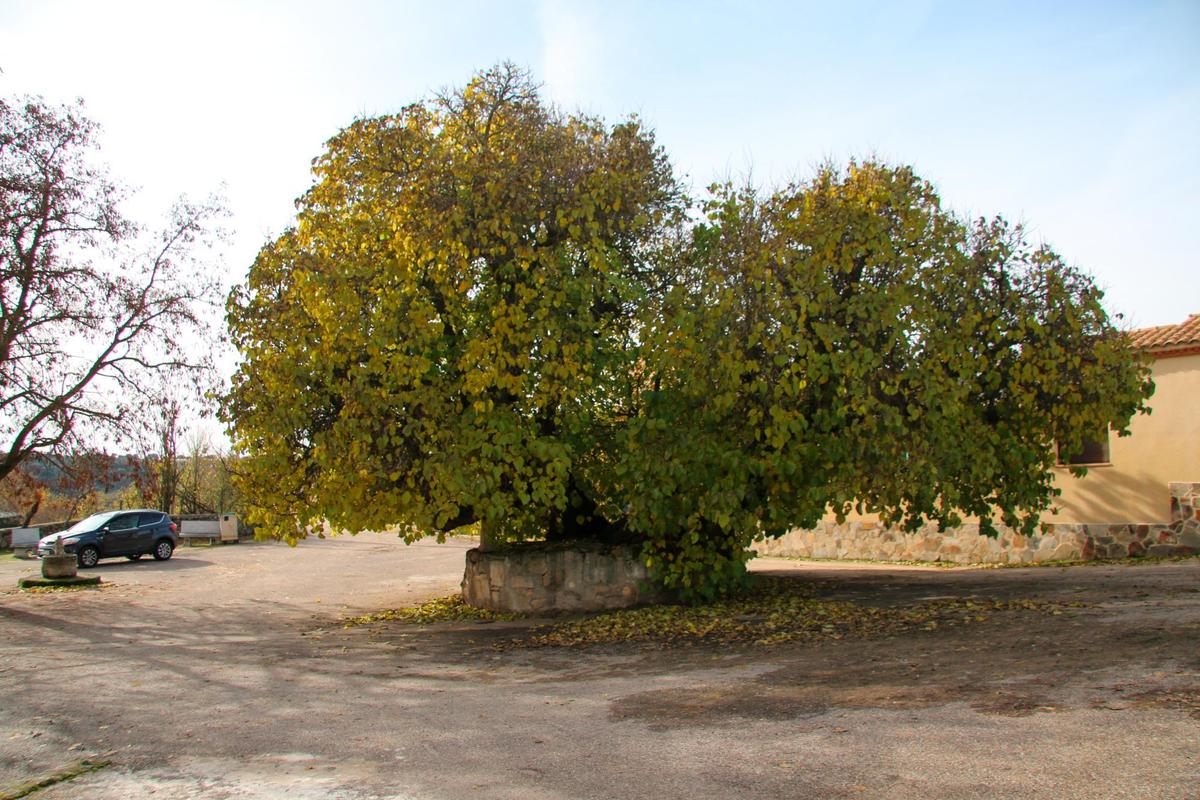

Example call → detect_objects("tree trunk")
21 493 41 527
479 519 500 552
545 473 636 545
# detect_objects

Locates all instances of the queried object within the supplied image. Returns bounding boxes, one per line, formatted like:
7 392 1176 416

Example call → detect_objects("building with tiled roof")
1048 311 1200 524
758 310 1200 564
1128 313 1200 358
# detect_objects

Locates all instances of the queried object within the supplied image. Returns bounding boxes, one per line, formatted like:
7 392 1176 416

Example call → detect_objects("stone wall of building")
1171 481 1200 527
461 542 666 613
754 482 1200 565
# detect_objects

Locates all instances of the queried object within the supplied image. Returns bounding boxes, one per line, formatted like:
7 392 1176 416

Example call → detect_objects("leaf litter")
342 576 1087 650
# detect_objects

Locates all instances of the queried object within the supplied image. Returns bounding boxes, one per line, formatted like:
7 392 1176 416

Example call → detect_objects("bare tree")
132 395 182 513
0 95 225 481
181 426 211 514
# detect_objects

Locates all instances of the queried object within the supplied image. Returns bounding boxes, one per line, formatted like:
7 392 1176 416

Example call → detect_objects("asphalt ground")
0 533 1196 799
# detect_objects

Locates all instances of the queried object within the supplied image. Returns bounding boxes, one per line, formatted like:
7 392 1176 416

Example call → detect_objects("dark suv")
37 510 178 568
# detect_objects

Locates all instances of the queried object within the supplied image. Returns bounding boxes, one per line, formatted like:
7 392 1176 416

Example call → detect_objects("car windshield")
64 512 120 535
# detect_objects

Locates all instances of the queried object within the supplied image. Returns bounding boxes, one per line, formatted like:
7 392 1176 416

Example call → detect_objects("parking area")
0 536 1197 799
1 531 471 611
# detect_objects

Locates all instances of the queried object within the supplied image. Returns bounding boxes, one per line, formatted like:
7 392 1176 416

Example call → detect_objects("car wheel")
126 554 143 561
153 540 174 561
77 545 100 569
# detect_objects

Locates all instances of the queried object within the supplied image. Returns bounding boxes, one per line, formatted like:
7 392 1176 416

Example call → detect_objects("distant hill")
15 453 143 493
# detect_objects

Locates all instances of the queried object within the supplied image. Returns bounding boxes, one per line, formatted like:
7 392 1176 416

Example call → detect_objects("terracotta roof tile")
1128 313 1200 354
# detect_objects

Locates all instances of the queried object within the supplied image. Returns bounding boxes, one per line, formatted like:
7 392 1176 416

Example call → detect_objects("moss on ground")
2 548 45 562
0 759 110 800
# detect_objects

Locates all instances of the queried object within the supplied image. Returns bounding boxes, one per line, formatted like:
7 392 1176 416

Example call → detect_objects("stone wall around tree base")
461 542 667 613
754 481 1200 565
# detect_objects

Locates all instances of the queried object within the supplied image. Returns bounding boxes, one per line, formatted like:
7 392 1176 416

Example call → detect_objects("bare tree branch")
0 95 227 481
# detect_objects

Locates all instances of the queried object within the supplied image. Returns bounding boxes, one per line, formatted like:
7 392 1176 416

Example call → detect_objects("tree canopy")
224 64 1151 598
620 170 1150 593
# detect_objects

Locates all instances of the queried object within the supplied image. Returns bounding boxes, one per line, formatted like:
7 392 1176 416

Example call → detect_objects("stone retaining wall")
1171 481 1200 526
754 482 1200 565
462 542 666 613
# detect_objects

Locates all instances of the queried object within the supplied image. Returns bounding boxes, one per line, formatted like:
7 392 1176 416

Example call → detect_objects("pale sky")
2 0 1197 335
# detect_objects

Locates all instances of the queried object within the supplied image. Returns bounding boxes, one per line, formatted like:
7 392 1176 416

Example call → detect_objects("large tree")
225 63 683 546
0 95 224 482
619 165 1152 595
225 67 1151 598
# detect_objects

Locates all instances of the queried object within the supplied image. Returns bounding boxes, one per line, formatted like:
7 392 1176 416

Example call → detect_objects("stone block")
1013 549 1035 564
1048 541 1082 561
525 555 550 577
508 573 534 590
41 554 77 579
462 544 664 613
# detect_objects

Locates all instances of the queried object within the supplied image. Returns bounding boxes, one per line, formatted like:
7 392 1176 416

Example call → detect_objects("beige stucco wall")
1046 351 1200 524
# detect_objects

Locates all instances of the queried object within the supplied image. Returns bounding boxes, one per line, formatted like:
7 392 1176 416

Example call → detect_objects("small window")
1057 434 1110 466
109 514 138 530
138 512 164 527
